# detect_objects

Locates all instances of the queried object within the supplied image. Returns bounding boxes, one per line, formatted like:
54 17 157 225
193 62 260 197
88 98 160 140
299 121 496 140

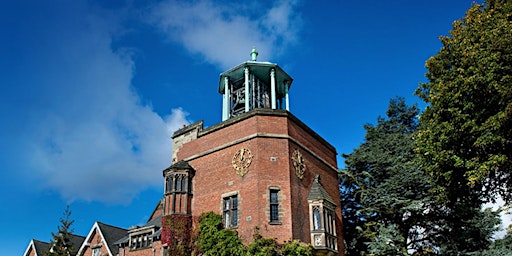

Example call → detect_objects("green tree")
194 212 246 256
482 225 512 255
340 98 439 255
415 0 512 206
47 205 75 256
414 0 510 253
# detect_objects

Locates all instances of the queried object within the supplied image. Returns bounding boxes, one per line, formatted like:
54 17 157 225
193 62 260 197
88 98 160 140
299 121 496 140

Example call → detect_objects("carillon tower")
165 50 344 255
219 48 293 120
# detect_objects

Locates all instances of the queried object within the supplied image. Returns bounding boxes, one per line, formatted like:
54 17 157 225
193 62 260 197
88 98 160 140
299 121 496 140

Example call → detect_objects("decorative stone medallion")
232 147 253 177
314 235 322 246
291 149 306 179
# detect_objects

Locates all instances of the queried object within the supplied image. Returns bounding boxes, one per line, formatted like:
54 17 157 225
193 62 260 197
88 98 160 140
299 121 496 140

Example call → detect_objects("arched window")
165 177 172 193
181 177 186 192
313 207 321 230
176 176 182 192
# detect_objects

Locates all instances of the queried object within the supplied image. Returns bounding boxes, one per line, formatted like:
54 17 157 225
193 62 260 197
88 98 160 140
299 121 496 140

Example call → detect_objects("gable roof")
24 233 85 256
69 233 86 255
24 239 49 256
307 174 336 206
148 199 164 222
98 222 128 255
77 221 127 256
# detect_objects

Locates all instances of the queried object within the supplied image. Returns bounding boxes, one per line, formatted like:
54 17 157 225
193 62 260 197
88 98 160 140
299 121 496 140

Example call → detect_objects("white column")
270 68 276 109
222 76 229 121
285 82 290 111
244 67 250 112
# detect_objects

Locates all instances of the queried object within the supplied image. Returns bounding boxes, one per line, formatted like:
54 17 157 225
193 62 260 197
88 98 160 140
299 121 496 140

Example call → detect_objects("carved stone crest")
291 149 306 179
232 147 253 177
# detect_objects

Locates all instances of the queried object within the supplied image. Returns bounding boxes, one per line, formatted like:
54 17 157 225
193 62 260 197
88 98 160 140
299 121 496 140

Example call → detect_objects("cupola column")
285 81 290 111
244 67 250 112
222 76 230 121
270 68 276 109
218 50 293 118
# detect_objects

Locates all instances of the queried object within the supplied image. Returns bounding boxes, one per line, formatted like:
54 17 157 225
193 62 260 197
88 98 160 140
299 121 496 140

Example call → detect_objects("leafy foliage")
246 227 280 256
415 0 512 206
47 205 75 256
413 0 510 253
194 212 246 256
341 98 440 255
280 240 314 256
162 215 193 256
193 212 313 256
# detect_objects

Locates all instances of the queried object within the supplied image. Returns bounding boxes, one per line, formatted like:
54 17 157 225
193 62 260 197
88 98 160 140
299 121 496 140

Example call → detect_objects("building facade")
164 49 344 255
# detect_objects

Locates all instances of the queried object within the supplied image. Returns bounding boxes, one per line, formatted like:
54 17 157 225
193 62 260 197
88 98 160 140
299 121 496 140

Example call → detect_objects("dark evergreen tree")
481 226 512 256
47 205 75 256
340 98 440 255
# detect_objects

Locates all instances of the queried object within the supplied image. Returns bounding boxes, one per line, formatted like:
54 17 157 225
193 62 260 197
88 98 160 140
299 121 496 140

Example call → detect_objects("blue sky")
2 0 506 255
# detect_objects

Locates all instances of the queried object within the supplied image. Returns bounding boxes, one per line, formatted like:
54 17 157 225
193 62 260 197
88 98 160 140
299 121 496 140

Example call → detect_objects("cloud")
148 0 302 69
1 0 302 204
1 0 191 203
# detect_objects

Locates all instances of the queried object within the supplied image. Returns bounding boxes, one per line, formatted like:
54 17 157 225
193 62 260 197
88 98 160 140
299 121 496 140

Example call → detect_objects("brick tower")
163 49 343 255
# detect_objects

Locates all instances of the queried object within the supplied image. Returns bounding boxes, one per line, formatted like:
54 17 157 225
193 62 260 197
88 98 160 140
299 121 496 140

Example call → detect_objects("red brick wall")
82 229 111 256
149 205 163 221
120 241 163 256
287 118 337 167
25 246 35 256
174 111 343 253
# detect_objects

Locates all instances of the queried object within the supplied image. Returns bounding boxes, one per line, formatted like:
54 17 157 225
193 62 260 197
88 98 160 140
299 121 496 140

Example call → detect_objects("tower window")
269 189 280 223
165 177 172 194
223 195 238 228
313 206 321 230
181 176 186 192
176 176 182 191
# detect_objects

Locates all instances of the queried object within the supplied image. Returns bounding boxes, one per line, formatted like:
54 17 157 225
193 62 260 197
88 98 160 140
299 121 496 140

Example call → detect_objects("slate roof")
163 160 194 174
307 174 336 205
25 235 84 256
163 160 196 178
69 233 86 255
97 222 128 256
145 214 163 228
32 239 49 256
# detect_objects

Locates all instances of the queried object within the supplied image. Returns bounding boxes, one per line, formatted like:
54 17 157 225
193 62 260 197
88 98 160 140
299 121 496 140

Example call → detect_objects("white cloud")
148 0 302 69
3 0 302 204
4 1 191 204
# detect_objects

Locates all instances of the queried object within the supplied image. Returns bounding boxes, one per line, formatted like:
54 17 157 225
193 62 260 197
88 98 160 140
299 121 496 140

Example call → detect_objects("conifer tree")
340 98 440 255
47 205 75 256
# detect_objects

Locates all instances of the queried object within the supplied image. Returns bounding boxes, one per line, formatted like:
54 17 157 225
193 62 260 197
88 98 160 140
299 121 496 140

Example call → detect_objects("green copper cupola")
219 49 293 121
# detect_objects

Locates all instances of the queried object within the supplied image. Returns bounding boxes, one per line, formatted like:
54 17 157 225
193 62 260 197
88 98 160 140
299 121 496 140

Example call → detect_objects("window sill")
269 221 282 225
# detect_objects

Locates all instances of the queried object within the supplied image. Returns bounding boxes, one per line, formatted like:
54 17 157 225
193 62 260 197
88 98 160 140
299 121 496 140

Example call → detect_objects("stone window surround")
308 200 338 252
221 191 240 228
267 186 283 225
